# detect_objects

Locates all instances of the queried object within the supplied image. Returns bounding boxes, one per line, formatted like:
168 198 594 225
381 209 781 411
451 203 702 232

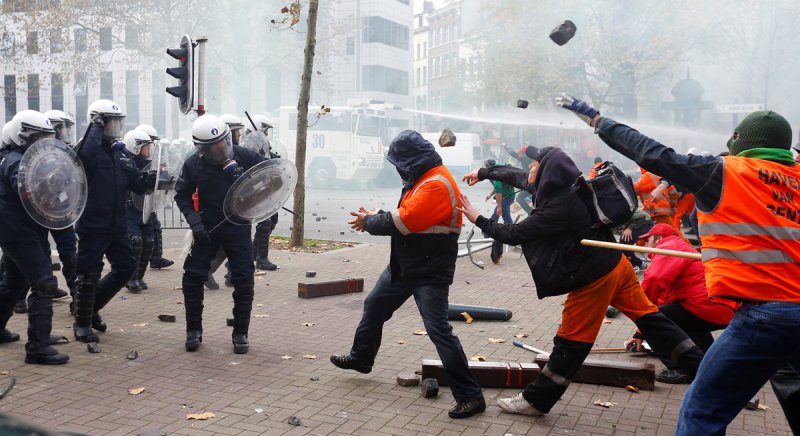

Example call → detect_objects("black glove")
191 222 211 246
143 170 157 190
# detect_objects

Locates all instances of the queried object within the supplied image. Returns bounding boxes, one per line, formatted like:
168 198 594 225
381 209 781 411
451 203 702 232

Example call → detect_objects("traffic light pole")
195 36 208 116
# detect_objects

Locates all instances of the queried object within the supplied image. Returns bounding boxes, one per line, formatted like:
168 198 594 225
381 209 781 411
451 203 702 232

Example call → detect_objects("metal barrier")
159 201 190 229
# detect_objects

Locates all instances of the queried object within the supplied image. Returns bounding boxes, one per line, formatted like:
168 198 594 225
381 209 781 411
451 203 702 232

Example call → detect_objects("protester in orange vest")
557 94 800 435
624 223 734 384
331 130 485 419
588 156 603 179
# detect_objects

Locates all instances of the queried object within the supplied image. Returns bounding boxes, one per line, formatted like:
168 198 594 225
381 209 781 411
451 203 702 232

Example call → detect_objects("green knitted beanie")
728 110 792 156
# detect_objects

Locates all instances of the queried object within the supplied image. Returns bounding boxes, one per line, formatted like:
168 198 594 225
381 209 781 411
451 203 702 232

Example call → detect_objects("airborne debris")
549 19 577 46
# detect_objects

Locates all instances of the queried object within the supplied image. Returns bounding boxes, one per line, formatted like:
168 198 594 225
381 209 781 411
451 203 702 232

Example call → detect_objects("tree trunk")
291 0 319 247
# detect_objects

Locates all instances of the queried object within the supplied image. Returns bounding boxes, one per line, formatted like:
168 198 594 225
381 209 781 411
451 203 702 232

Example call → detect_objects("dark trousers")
770 363 800 434
50 227 78 292
350 268 482 402
657 303 727 369
77 232 136 312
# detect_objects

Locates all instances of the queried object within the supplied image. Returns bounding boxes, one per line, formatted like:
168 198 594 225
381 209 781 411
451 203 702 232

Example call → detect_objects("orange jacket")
390 166 462 235
698 156 800 303
635 171 675 218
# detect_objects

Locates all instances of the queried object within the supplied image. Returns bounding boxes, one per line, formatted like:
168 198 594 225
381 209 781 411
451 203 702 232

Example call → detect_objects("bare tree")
290 0 318 247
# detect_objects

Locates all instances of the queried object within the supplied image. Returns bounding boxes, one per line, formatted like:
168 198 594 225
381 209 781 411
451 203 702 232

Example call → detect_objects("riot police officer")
72 99 156 343
174 114 265 354
0 110 69 364
123 129 155 293
246 114 279 271
137 124 175 271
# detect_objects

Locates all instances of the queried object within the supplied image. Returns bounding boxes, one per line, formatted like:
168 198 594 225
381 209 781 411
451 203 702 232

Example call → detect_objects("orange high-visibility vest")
697 156 800 303
390 166 462 235
636 171 675 218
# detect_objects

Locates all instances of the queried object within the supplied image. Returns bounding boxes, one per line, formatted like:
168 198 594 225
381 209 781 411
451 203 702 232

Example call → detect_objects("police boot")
183 276 204 351
25 283 69 365
231 282 254 354
126 236 144 293
138 236 154 290
0 281 20 343
204 274 219 290
73 273 100 343
13 292 27 313
91 273 125 334
254 231 278 271
62 252 78 298
149 229 174 269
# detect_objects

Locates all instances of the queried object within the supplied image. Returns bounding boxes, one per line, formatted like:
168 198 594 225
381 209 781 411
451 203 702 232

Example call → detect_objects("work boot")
329 354 372 374
125 279 142 293
138 279 148 290
185 329 203 352
24 342 69 365
448 397 486 419
13 298 27 314
232 333 249 354
73 274 99 343
0 328 20 343
204 275 219 290
51 288 69 299
656 368 691 384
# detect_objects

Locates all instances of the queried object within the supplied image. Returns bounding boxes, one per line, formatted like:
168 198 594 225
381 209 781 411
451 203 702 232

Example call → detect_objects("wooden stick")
581 239 701 260
589 348 630 354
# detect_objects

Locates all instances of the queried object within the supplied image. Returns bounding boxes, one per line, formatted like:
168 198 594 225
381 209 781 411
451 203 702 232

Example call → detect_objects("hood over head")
533 147 580 204
387 130 442 187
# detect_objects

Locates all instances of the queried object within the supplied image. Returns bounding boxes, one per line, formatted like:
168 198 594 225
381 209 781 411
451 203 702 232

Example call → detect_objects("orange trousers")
557 257 658 343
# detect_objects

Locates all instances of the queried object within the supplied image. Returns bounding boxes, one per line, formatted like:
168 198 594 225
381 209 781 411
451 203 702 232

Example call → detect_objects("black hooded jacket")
475 148 620 298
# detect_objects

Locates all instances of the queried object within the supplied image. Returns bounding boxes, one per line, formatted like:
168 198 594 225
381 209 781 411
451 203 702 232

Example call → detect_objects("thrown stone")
287 415 301 426
126 350 139 360
87 342 101 353
421 378 439 398
158 314 176 323
305 271 316 278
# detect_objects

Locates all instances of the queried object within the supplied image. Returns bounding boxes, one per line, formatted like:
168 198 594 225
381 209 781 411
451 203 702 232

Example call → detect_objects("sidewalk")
0 241 792 435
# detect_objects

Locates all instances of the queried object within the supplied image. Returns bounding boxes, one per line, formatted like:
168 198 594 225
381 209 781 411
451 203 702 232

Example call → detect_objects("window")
422 41 426 57
416 43 420 60
74 72 88 134
0 33 14 58
99 27 112 51
49 30 63 53
125 25 139 49
415 68 420 87
346 37 355 55
432 57 438 78
362 65 408 95
125 71 139 130
26 31 38 54
27 74 39 111
443 56 449 76
74 29 87 52
422 66 427 85
432 28 437 46
394 0 409 4
4 75 16 122
362 16 408 50
439 28 443 46
100 71 113 99
444 26 449 44
151 69 166 136
51 74 63 111
453 24 458 40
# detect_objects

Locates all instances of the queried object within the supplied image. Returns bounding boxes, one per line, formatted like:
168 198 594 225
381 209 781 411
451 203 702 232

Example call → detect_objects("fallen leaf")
625 385 639 393
128 387 145 395
133 323 148 327
757 403 770 410
281 355 292 360
301 322 316 327
461 312 474 324
303 354 317 359
514 333 528 339
173 286 182 290
254 271 267 276
397 340 406 344
254 314 269 318
187 412 216 420
254 408 264 413
593 400 617 408
603 318 612 324
0 371 8 375
469 355 487 362
256 304 263 307
488 337 506 344
413 329 427 336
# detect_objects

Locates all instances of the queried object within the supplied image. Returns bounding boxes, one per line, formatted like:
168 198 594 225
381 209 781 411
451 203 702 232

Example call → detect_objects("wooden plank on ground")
534 355 655 391
421 359 540 388
297 278 364 299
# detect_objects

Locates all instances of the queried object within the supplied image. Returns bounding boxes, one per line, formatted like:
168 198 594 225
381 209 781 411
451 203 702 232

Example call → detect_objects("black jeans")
350 268 482 402
658 303 727 369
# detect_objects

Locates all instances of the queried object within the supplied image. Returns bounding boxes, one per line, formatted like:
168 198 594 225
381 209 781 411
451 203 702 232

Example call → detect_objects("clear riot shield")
222 158 297 225
241 131 288 159
269 138 289 160
141 141 161 223
17 138 87 229
142 141 183 223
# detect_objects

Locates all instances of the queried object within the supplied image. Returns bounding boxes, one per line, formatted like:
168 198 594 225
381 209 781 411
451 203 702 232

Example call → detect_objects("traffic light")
165 35 193 115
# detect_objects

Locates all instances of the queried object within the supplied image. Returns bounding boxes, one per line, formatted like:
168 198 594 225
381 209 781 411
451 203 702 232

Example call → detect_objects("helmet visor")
196 134 233 165
23 130 56 147
103 116 126 139
56 124 75 146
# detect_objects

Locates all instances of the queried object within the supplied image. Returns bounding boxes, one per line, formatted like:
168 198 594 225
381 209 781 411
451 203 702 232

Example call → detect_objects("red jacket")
641 234 733 325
